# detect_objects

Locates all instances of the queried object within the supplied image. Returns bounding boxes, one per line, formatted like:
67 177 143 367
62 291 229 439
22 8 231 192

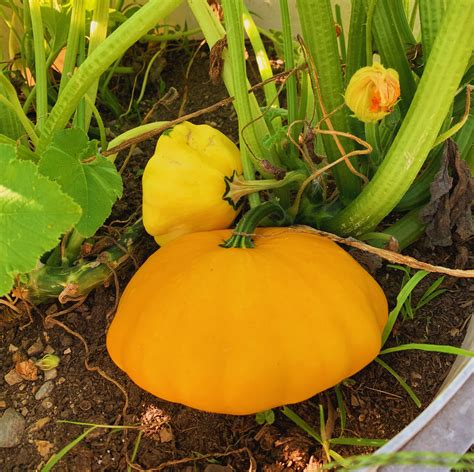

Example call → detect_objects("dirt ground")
0 43 472 471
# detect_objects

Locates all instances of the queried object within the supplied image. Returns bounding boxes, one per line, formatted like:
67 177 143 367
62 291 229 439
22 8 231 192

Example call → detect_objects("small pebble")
35 381 54 401
35 439 54 458
57 377 66 385
43 345 55 355
0 408 25 448
63 348 71 355
27 338 44 357
43 369 58 381
8 344 18 353
28 417 51 433
41 399 53 410
20 407 28 417
4 370 23 386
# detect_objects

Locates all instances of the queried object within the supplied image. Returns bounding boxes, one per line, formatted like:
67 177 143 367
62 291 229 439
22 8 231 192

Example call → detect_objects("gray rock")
41 399 53 410
0 408 25 447
35 381 54 400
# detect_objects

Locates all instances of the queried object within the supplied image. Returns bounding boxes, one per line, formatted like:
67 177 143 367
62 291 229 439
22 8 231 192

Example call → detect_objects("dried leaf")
15 359 38 381
420 140 473 247
209 37 227 85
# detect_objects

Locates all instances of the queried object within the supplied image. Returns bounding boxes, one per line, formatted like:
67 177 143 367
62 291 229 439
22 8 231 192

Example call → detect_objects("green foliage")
39 129 123 238
0 78 23 140
388 265 446 320
40 4 70 55
381 269 429 345
0 144 81 296
255 409 275 425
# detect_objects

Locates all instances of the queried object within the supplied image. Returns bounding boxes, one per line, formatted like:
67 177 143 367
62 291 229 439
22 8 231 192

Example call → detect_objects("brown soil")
0 44 472 472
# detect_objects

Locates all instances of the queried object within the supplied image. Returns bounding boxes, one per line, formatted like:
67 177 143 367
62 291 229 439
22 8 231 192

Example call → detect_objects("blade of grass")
329 437 387 447
333 384 346 435
382 269 429 345
281 406 323 445
375 357 422 408
41 426 98 472
127 430 143 472
380 343 474 357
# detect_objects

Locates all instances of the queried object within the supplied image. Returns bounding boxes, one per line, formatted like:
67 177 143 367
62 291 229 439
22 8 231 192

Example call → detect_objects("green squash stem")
222 202 290 249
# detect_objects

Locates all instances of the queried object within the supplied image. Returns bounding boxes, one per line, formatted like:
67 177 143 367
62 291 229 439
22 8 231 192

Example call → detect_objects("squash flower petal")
344 63 400 123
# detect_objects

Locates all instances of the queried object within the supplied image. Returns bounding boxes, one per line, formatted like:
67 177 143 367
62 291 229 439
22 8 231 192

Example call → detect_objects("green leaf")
39 128 123 238
41 5 70 54
0 144 82 296
0 135 39 162
255 409 275 425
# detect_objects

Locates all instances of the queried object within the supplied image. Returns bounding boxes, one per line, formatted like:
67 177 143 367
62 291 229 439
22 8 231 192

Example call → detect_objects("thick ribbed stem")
296 0 361 201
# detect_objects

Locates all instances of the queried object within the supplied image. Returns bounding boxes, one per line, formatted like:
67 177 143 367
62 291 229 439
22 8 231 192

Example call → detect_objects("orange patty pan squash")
107 208 388 415
142 121 242 245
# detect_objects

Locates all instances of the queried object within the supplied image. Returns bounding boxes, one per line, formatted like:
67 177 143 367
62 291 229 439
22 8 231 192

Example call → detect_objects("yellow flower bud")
345 63 400 123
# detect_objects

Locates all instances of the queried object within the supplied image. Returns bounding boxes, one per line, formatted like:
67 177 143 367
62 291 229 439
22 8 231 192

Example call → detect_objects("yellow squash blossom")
142 121 242 245
345 63 400 123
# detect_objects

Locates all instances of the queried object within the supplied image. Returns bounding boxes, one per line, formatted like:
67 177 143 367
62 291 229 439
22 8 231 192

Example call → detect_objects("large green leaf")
38 129 123 238
0 144 82 296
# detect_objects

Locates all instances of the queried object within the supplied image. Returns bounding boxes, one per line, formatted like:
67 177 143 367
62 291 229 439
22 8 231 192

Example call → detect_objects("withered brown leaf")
420 139 473 247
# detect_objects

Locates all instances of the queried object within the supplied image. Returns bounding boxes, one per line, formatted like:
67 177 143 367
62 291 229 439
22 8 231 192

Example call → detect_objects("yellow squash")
107 228 388 415
142 121 242 245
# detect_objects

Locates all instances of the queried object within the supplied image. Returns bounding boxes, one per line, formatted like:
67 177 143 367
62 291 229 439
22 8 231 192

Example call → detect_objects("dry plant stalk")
291 226 474 278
